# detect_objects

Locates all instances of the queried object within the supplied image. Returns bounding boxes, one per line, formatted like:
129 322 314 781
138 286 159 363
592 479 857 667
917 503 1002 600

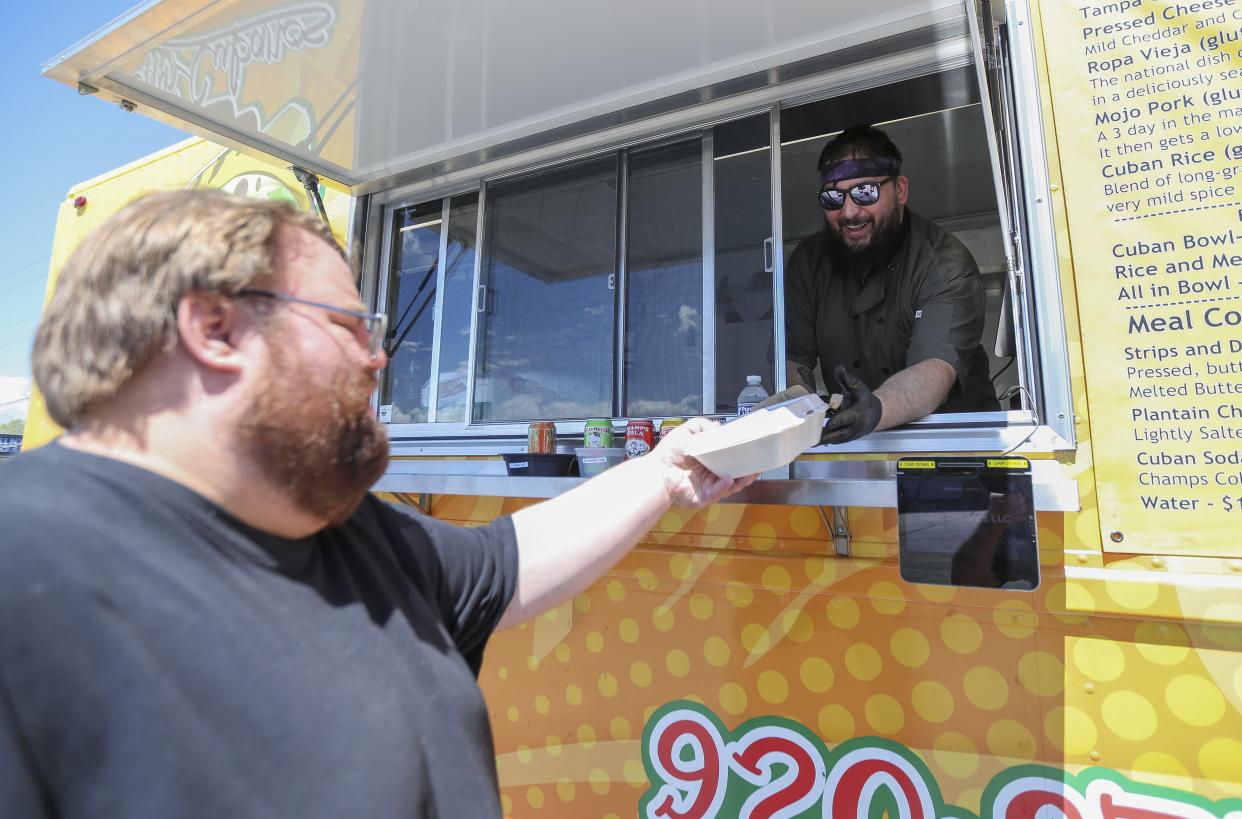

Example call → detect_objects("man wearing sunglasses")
1 190 754 818
783 124 999 444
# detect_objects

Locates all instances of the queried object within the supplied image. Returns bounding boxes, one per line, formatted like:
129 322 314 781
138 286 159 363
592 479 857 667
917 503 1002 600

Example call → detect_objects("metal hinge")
832 507 852 557
290 165 329 223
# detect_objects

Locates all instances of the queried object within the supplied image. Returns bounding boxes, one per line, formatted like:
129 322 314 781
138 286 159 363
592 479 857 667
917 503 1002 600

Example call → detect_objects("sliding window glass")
474 158 618 422
434 194 479 422
379 195 478 425
624 141 703 417
381 201 442 423
714 114 774 413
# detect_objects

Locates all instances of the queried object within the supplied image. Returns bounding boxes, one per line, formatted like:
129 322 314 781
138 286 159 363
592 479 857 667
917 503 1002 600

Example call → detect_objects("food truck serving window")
368 7 1072 455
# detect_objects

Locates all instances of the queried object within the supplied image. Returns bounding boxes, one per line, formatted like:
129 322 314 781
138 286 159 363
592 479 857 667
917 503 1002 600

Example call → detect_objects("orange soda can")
527 421 557 454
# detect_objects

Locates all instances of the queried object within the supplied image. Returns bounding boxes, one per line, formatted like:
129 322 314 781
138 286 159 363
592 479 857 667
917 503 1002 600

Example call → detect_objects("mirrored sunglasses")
816 177 896 211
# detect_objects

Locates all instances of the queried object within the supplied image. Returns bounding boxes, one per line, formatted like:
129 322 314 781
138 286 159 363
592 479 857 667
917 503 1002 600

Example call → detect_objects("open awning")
45 0 965 192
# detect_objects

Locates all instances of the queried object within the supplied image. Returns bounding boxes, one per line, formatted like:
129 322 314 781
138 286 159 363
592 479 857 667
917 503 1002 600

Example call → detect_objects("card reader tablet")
896 457 1039 591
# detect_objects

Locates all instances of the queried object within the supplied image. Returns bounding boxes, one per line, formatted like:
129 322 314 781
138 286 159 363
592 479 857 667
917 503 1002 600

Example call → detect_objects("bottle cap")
746 375 761 384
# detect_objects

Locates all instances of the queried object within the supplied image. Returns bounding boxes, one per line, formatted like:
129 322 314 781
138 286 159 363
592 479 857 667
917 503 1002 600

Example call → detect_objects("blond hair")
33 189 344 428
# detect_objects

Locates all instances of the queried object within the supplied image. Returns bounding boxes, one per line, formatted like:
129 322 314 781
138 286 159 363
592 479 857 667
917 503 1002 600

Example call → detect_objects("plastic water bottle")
736 375 769 416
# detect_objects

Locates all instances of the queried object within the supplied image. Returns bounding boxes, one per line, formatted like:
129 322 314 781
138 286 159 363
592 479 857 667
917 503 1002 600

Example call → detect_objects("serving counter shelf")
374 457 1080 512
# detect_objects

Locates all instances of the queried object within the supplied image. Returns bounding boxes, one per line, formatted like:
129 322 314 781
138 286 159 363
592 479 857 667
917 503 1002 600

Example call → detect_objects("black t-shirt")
785 210 999 414
0 442 518 818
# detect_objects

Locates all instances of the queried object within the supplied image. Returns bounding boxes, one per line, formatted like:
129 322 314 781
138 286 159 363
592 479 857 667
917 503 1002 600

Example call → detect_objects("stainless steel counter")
374 457 1080 512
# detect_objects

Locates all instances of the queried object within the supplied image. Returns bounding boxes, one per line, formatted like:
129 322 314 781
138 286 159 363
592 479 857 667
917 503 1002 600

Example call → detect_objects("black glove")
820 366 883 444
751 384 811 411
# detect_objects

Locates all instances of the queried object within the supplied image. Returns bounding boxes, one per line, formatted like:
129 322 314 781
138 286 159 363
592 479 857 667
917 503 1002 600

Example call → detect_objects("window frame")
361 17 1074 455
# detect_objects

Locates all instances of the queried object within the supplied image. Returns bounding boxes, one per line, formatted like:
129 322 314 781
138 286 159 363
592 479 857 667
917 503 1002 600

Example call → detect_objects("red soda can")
624 419 655 460
528 421 557 454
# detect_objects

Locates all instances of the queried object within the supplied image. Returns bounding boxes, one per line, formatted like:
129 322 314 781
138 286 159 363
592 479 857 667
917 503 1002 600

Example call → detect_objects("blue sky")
0 2 185 421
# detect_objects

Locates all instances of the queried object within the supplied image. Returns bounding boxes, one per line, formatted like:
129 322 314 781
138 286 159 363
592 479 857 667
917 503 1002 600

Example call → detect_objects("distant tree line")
0 418 25 435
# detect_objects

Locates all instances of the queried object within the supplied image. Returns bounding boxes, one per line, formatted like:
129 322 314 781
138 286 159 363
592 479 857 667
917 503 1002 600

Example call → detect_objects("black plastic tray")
502 453 578 477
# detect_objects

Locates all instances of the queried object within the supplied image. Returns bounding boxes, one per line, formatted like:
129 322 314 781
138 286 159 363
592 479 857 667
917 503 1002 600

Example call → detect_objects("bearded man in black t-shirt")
0 190 753 818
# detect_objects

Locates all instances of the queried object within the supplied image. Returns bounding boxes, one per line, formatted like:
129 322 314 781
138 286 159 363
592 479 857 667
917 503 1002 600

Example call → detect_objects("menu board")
1041 0 1242 555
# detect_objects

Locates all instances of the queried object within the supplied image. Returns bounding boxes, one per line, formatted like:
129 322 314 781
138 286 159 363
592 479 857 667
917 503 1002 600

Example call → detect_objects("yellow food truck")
31 0 1242 815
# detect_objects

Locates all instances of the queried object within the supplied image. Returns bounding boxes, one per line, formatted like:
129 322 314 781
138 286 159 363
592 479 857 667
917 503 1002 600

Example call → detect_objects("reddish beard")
238 339 390 527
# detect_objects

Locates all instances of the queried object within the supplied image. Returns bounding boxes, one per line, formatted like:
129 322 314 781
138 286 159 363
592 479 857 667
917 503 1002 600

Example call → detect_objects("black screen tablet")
896 457 1039 590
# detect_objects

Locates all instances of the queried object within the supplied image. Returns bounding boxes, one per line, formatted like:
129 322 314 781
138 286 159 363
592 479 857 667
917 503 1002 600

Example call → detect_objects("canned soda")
527 421 557 454
584 419 614 448
624 419 655 460
658 418 685 441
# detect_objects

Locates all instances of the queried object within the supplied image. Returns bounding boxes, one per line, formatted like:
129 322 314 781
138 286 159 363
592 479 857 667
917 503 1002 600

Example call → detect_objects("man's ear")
175 291 249 374
895 175 910 206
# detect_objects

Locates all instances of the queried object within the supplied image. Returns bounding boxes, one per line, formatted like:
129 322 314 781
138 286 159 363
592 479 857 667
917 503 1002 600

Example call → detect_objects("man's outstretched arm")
820 358 954 444
499 419 756 629
873 357 955 430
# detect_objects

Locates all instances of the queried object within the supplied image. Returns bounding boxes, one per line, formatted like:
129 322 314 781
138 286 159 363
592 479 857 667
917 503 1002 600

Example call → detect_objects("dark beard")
824 207 906 279
239 343 390 528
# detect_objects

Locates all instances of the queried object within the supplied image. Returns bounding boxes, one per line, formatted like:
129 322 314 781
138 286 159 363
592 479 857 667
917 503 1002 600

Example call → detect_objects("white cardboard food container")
683 393 829 478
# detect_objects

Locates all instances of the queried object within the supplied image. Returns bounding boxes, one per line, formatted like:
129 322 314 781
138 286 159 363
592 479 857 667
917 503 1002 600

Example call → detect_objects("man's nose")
840 197 864 220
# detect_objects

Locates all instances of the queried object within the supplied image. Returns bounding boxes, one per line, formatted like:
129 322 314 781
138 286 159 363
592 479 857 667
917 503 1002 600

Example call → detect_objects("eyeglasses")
816 177 896 211
237 289 388 360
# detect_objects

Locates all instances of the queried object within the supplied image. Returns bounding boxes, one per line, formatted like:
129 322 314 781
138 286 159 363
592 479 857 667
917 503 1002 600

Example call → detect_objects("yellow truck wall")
431 493 1241 818
24 138 351 449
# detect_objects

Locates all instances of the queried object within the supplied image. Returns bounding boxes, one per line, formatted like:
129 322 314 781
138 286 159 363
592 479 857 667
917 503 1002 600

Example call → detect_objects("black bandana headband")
820 157 901 185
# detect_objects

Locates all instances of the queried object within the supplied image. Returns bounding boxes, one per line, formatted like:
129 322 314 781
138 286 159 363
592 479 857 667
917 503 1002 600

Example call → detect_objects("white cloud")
0 376 30 422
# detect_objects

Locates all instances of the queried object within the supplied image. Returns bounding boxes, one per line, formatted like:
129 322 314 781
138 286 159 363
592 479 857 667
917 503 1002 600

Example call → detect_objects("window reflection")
625 141 703 417
383 201 442 423
435 194 479 422
714 114 774 413
474 158 618 422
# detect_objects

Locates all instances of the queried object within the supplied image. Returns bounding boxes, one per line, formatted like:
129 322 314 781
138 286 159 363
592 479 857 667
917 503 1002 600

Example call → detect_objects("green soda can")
584 419 614 448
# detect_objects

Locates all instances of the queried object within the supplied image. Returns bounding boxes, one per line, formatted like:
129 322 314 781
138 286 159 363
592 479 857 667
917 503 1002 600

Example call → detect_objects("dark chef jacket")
785 209 1000 414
